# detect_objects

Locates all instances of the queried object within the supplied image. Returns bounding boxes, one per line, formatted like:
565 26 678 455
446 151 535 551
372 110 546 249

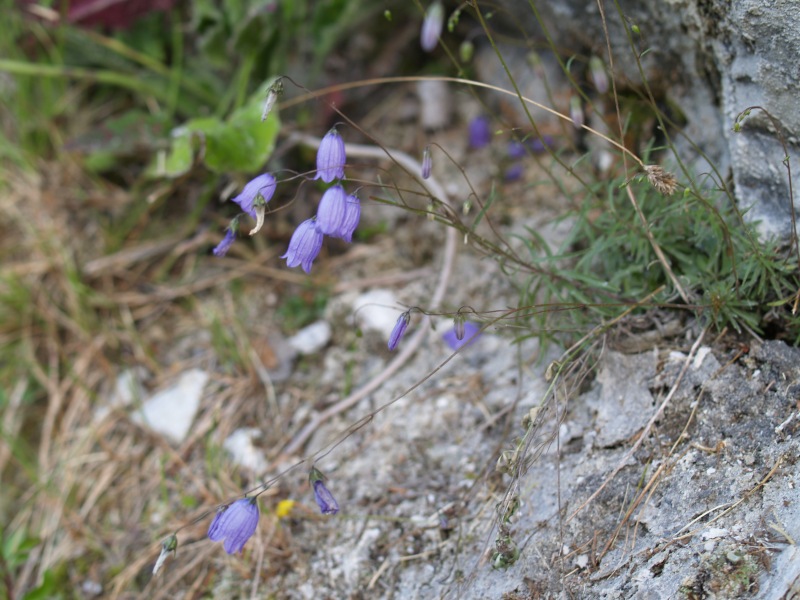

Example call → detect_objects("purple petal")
507 141 526 159
420 2 444 52
469 116 492 149
421 146 432 179
281 219 324 273
336 194 361 242
316 185 348 236
388 312 410 351
313 480 340 515
314 128 346 183
207 498 260 555
232 173 277 218
212 228 236 257
442 321 481 350
505 164 524 182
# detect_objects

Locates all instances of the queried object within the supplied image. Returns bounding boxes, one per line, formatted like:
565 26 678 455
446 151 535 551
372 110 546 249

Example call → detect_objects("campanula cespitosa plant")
207 498 260 555
314 127 346 183
309 467 339 515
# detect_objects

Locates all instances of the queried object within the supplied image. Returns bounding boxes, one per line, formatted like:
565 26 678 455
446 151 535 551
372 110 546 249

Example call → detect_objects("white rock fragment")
95 368 145 421
416 79 452 130
352 289 400 338
692 346 712 370
223 428 268 475
288 320 332 355
133 369 209 444
702 527 728 540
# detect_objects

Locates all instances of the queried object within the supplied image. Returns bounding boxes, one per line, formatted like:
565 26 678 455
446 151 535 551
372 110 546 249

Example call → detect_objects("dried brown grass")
0 160 295 597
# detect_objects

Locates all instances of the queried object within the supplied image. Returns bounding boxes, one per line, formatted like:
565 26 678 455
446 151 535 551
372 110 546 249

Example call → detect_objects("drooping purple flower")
507 141 526 159
469 116 492 149
527 136 556 154
388 311 411 351
316 184 348 236
212 227 237 257
314 128 346 183
232 173 276 219
309 467 339 515
421 145 432 179
281 219 324 273
336 193 361 243
420 2 444 52
505 163 524 182
442 321 481 350
207 498 259 555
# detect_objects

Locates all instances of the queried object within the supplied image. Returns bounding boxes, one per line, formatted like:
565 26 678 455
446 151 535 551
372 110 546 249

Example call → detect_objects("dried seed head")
645 165 678 196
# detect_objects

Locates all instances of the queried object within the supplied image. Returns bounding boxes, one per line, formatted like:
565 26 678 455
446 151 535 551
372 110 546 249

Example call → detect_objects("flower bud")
388 311 411 351
421 145 432 179
309 467 339 515
420 2 445 52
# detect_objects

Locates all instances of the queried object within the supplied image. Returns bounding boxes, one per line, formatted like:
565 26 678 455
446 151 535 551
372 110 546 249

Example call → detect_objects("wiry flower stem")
282 133 458 456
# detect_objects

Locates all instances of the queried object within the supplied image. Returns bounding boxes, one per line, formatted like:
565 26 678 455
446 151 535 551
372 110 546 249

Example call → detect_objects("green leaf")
149 83 281 177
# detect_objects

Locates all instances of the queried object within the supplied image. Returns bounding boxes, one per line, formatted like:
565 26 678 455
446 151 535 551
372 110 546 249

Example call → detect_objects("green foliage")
148 86 281 177
515 174 800 340
276 289 330 333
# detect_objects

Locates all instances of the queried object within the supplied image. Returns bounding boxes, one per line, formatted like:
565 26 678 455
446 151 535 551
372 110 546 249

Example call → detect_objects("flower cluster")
213 127 361 272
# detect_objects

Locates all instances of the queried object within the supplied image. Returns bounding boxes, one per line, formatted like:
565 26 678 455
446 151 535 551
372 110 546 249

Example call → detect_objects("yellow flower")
275 499 295 518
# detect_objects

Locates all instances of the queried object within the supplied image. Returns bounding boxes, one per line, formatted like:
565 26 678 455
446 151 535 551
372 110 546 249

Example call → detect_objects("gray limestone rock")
490 0 800 240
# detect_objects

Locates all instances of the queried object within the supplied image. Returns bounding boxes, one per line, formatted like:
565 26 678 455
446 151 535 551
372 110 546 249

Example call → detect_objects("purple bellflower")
507 141 526 160
443 321 481 350
310 467 339 515
505 163 524 182
316 184 348 236
337 193 361 242
469 116 492 149
232 173 276 219
421 145 432 179
388 311 411 351
421 2 445 52
213 217 239 257
281 219 324 273
314 128 346 183
207 498 259 555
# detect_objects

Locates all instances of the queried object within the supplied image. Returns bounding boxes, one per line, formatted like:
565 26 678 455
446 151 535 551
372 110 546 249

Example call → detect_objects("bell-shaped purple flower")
281 219 324 273
309 467 339 515
316 184 348 236
421 2 444 52
388 311 411 351
213 228 237 257
207 498 259 555
508 141 526 160
314 128 346 183
421 145 432 179
469 116 492 149
505 164 524 182
443 321 481 350
232 173 276 219
213 215 241 257
336 193 361 243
